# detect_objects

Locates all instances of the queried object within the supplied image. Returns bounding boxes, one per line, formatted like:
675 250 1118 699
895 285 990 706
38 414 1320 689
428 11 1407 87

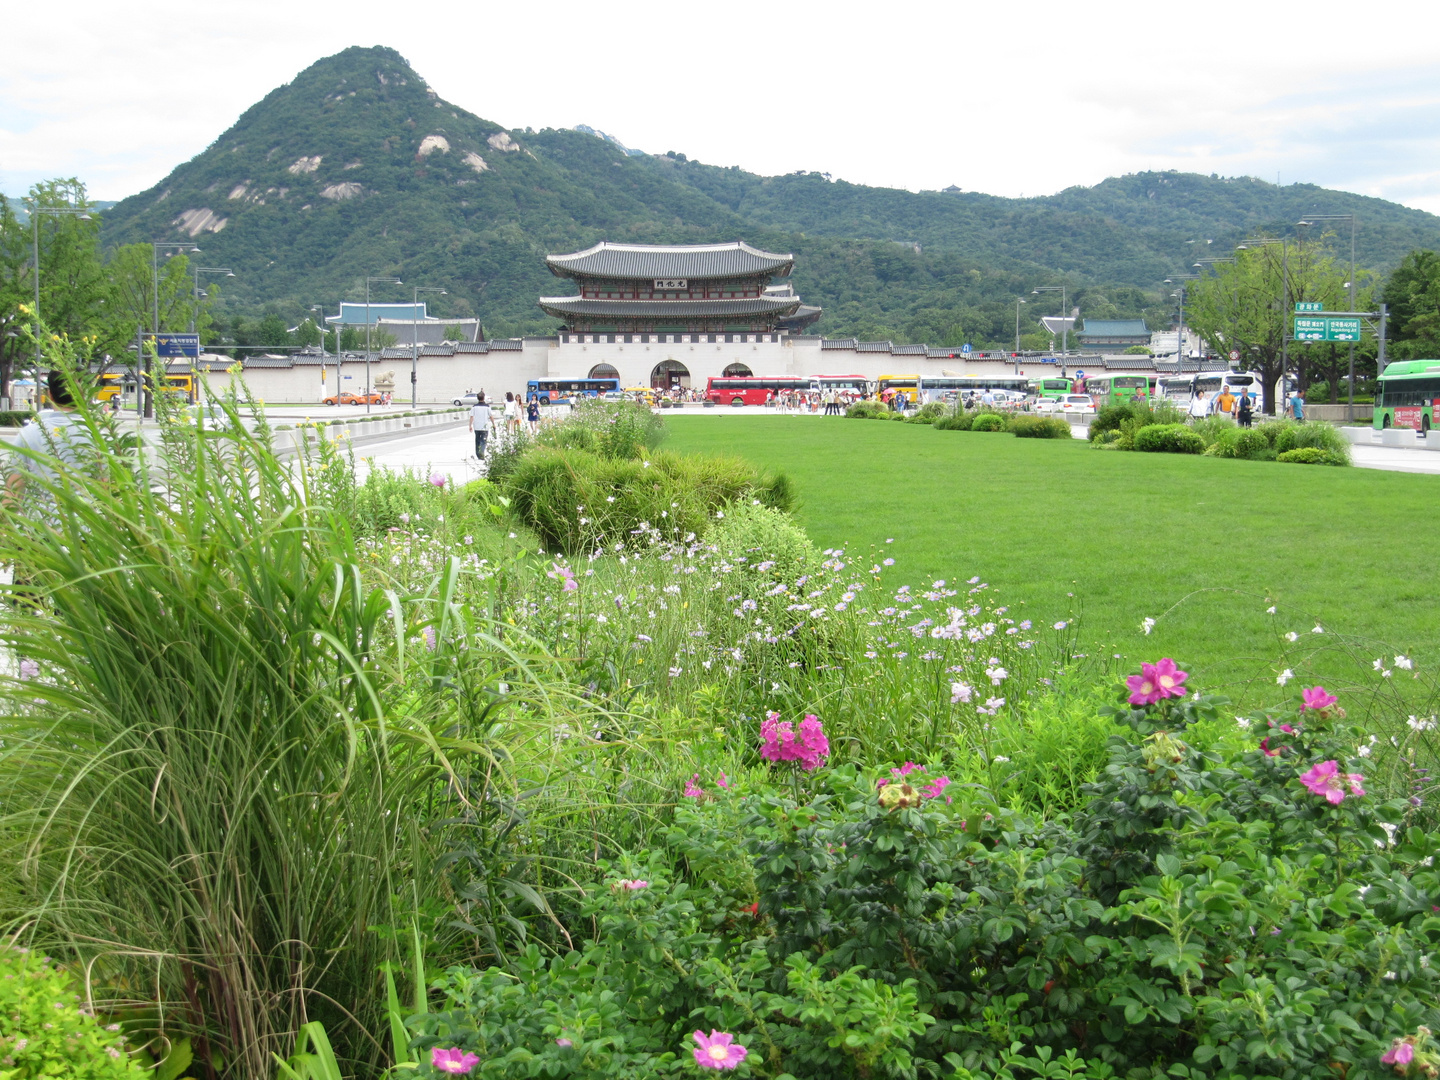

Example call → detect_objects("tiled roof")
1103 357 1156 370
856 341 894 353
820 338 858 350
1079 319 1150 337
487 339 523 351
244 356 294 368
891 344 927 356
546 242 794 281
327 302 435 325
538 295 801 319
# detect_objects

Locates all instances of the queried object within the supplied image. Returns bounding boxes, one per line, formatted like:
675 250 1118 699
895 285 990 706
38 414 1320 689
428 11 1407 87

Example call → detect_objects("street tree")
1185 239 1350 414
1382 249 1440 360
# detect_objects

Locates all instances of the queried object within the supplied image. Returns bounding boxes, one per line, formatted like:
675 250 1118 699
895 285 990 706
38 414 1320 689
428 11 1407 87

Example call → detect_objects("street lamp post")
412 285 447 409
1031 286 1069 361
1162 274 1199 371
191 267 233 333
1013 298 1026 372
365 276 403 414
1297 214 1358 419
148 242 201 418
28 204 92 406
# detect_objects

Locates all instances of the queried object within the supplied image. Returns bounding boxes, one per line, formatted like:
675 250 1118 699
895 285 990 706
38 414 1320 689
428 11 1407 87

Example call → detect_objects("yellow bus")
877 374 920 404
98 372 195 405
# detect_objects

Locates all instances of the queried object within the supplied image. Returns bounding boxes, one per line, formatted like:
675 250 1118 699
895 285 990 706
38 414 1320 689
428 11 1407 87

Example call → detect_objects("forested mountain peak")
94 47 1440 345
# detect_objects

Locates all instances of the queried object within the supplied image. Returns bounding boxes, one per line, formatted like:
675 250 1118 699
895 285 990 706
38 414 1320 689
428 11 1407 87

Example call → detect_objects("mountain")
96 46 1440 345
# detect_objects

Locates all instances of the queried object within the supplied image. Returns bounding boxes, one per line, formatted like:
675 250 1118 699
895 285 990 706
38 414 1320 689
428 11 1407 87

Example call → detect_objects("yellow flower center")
1140 679 1155 695
1158 675 1175 689
708 1045 730 1062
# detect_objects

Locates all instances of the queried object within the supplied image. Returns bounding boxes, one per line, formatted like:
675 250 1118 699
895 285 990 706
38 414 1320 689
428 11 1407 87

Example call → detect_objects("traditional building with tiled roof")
1076 319 1151 354
539 241 819 335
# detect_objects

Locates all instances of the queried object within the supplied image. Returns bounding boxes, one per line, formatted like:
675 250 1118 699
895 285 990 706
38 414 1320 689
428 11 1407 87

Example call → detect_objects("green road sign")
1327 318 1362 342
1295 302 1325 312
1293 316 1362 342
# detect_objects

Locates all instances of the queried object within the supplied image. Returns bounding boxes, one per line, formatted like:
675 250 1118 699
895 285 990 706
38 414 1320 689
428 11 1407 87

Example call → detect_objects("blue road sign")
145 333 200 358
961 343 972 354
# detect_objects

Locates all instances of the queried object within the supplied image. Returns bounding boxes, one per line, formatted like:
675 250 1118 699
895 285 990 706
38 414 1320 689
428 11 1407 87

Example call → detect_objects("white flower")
1395 655 1414 670
1408 715 1436 732
1236 717 1253 730
1285 632 1299 642
715 511 724 519
1382 669 1392 678
985 666 1008 685
1357 743 1372 757
992 755 1011 764
1266 605 1277 614
1383 971 1398 981
1276 669 1293 686
1312 625 1324 634
1142 617 1155 635
950 681 973 704
1374 658 1384 671
1053 621 1068 631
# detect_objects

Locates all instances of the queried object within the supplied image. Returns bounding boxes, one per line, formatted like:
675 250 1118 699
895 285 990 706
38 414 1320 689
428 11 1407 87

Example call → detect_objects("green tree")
1382 249 1440 359
292 317 324 348
442 323 466 342
257 313 291 348
98 244 208 360
1186 239 1349 413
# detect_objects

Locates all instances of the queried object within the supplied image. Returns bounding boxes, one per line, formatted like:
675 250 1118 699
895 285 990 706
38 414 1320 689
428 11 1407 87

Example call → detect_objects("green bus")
1374 360 1440 432
1081 373 1150 408
1028 376 1074 400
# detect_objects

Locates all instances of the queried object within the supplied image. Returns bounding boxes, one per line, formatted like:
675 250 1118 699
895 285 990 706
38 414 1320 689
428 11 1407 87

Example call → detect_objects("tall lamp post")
365 276 403 413
1013 298 1026 372
1031 286 1070 361
411 285 447 409
191 267 233 334
1298 214 1358 419
29 204 92 404
1162 274 1199 369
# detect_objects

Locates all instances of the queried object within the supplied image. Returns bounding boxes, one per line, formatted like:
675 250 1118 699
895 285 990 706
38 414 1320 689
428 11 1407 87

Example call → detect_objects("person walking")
1289 388 1305 421
526 394 540 434
1188 391 1211 421
469 394 493 459
1217 387 1236 419
1237 391 1254 428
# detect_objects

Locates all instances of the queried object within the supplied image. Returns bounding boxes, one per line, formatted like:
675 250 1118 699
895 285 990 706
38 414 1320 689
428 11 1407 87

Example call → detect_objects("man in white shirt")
1188 391 1211 420
469 395 493 458
4 369 91 509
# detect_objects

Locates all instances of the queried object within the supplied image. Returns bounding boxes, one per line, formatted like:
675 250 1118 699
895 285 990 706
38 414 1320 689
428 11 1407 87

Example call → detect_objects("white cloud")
2 0 1438 216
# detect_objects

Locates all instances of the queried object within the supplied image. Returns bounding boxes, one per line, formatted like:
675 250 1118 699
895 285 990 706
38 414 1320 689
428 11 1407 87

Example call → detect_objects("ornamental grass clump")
0 371 593 1077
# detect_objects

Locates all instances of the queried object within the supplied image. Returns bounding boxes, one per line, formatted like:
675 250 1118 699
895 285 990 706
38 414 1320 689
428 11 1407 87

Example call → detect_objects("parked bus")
1373 360 1440 431
813 374 871 396
1157 371 1264 406
920 377 1033 403
527 377 621 403
1027 376 1074 400
705 376 813 406
1084 373 1150 408
877 374 920 403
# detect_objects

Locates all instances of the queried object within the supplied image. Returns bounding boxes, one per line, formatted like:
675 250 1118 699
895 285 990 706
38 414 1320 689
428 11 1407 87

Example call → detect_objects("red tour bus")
705 374 871 406
706 376 811 406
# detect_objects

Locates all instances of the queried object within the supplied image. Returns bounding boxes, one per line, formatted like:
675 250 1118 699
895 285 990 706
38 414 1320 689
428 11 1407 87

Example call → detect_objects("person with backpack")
469 394 493 459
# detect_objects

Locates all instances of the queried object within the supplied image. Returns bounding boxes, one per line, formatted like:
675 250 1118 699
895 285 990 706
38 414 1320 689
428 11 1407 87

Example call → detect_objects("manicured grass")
665 415 1440 700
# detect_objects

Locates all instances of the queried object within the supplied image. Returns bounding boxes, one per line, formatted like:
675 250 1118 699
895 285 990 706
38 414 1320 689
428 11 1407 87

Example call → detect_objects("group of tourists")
767 389 861 414
467 390 544 459
1186 387 1307 427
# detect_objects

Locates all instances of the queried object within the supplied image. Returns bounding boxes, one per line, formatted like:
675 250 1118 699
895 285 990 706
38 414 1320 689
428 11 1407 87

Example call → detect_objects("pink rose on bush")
431 1047 480 1074
1299 759 1365 804
1126 659 1188 706
692 1030 747 1069
1301 686 1338 711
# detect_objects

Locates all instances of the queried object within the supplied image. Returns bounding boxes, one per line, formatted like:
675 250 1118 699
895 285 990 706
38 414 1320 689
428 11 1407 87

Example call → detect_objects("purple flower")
18 659 39 680
431 1047 480 1074
683 774 703 799
759 712 829 771
429 472 447 489
1381 1040 1414 1066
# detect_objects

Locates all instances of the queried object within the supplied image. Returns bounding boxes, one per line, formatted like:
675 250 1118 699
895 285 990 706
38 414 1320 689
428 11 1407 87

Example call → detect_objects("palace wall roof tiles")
538 295 801 318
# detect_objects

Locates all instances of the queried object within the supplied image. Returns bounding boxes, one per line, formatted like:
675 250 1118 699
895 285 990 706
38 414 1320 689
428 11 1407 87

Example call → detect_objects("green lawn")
665 415 1440 699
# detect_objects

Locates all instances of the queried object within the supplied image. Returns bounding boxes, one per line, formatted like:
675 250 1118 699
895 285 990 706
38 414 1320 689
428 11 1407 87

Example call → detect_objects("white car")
1036 394 1096 415
452 393 482 406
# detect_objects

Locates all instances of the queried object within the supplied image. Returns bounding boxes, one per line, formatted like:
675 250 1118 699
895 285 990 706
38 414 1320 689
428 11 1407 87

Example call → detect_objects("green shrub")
707 499 822 594
970 412 1007 432
1089 399 1184 442
906 413 937 424
1275 419 1352 463
933 411 976 431
1189 413 1236 449
1091 428 1123 447
1088 403 1131 441
913 402 946 420
537 399 666 459
844 402 885 419
1133 423 1205 454
1007 415 1072 439
1207 427 1275 460
0 940 141 1077
1255 417 1295 448
504 447 790 554
483 427 533 484
0 410 35 428
1278 446 1350 465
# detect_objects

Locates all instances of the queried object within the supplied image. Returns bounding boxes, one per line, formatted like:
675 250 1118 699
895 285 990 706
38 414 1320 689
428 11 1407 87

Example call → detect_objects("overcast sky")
5 0 1440 214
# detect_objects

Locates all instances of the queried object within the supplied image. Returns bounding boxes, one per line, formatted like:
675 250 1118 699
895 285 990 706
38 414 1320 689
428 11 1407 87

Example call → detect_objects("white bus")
1159 371 1264 403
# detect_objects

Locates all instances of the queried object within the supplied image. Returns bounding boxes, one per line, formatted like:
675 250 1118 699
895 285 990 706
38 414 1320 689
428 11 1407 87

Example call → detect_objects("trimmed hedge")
1133 423 1205 454
504 448 793 555
970 413 1007 432
0 410 36 428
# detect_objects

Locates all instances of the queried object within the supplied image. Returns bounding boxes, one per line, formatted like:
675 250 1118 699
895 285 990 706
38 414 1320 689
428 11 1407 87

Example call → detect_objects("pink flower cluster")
760 712 829 771
875 761 951 801
547 562 578 593
612 879 649 891
692 1030 747 1069
1299 760 1365 804
683 771 731 799
1126 659 1188 706
1301 686 1338 711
